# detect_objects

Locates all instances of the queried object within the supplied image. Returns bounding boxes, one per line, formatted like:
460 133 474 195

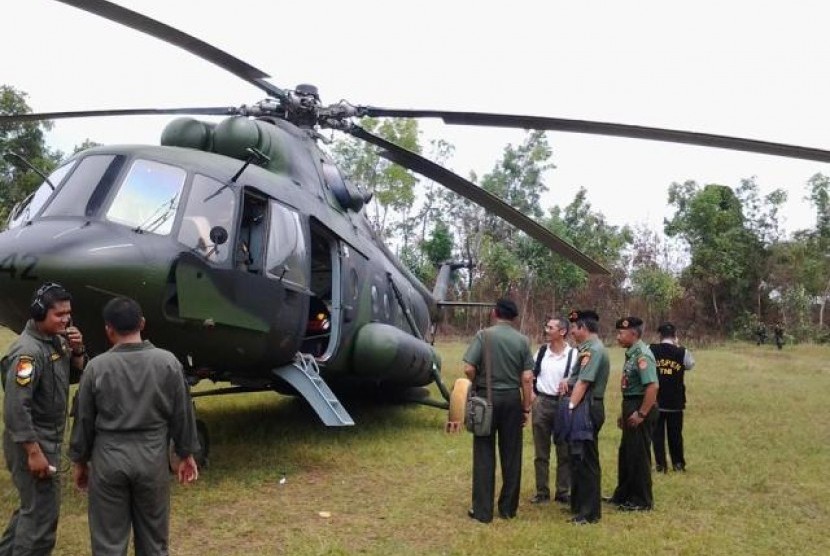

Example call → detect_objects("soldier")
650 322 695 473
606 317 659 511
559 310 609 525
755 324 767 346
69 297 199 555
1 282 87 556
530 316 576 505
773 323 784 350
463 298 534 523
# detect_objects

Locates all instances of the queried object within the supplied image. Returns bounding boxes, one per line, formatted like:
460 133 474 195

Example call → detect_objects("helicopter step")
272 353 354 426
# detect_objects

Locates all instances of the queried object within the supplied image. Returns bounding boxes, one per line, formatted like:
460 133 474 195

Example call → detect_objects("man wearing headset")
0 283 87 556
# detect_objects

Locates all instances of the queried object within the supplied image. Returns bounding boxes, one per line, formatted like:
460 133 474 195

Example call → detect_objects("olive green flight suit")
1 320 83 556
69 341 199 556
611 339 659 509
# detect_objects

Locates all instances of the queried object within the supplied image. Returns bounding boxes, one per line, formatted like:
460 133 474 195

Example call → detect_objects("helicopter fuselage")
0 118 440 398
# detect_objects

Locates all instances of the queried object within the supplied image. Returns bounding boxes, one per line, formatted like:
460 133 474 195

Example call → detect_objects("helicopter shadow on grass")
192 386 445 476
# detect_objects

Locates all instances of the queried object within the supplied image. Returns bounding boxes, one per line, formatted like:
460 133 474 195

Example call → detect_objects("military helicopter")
2 0 829 458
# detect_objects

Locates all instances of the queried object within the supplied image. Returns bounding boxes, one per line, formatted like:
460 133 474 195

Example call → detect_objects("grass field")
0 327 828 555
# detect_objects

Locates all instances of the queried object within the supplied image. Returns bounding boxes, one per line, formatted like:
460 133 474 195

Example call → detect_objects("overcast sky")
3 0 829 234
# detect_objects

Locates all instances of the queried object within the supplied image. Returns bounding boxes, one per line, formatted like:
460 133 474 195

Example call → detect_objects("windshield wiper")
133 194 180 234
2 151 55 190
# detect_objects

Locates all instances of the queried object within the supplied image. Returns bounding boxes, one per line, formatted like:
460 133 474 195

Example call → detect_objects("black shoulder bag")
465 331 494 436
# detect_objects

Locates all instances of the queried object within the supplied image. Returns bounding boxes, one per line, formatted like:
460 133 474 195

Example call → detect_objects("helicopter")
2 0 829 460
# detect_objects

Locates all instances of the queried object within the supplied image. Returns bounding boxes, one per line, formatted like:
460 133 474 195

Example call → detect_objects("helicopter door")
301 223 339 359
236 191 268 273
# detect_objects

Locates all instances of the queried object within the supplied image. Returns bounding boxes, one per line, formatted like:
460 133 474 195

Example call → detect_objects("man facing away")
650 322 695 473
1 282 86 556
530 316 576 505
463 298 534 523
69 297 200 555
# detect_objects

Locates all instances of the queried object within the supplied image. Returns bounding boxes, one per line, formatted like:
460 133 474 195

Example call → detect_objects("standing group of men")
462 300 694 524
1 283 200 555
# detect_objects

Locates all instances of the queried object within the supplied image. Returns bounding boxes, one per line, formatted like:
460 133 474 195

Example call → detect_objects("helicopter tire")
447 378 471 426
168 419 210 473
194 419 210 469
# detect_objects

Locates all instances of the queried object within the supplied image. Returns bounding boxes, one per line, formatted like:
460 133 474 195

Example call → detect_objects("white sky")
3 0 829 235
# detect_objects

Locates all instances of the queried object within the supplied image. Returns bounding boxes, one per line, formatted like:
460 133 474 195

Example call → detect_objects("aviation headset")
30 282 66 321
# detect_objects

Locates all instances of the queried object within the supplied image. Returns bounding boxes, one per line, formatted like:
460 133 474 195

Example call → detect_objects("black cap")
657 322 676 337
569 309 599 323
615 316 644 330
495 298 519 319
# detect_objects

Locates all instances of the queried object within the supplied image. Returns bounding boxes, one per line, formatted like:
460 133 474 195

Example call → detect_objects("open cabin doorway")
301 222 340 359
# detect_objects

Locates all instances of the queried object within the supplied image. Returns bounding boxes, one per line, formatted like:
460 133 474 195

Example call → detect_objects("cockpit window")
41 155 124 219
178 174 236 263
6 161 76 229
106 159 186 235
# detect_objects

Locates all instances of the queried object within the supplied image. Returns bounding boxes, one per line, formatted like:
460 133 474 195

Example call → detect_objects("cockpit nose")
0 218 179 334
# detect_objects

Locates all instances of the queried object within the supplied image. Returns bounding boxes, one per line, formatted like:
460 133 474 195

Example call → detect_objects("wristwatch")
72 346 86 357
568 402 575 411
636 410 646 418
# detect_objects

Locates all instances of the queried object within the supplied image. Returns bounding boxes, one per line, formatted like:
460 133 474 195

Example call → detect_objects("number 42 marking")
0 253 39 281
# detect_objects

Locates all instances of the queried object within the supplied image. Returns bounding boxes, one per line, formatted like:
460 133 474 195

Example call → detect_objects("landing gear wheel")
194 419 210 469
168 419 210 472
446 378 471 433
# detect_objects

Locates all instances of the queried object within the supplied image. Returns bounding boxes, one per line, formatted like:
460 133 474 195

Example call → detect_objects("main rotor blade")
347 126 610 275
55 0 286 101
0 107 240 124
363 108 830 164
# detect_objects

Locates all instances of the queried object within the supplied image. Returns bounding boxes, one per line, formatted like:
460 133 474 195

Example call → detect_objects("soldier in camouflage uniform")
607 316 659 511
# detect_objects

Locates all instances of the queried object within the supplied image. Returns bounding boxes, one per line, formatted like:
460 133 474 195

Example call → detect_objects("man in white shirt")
530 316 576 504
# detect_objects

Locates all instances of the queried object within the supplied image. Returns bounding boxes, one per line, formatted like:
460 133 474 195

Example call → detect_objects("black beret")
495 298 519 319
615 316 644 330
657 322 676 337
569 309 599 323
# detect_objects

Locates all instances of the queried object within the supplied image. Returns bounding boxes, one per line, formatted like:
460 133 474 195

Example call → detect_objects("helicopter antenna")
230 147 271 184
2 151 55 190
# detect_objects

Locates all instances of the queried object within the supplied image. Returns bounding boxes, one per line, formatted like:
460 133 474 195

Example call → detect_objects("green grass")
1 329 829 555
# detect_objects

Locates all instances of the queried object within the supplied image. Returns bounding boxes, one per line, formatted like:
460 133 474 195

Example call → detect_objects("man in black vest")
650 322 695 473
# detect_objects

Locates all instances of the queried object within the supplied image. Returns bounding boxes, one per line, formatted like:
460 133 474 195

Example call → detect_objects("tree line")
3 85 828 343
332 118 830 344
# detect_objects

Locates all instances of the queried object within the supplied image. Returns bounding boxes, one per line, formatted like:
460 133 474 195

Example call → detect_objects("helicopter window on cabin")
178 174 236 263
106 159 186 235
265 202 309 289
6 160 76 229
41 156 123 219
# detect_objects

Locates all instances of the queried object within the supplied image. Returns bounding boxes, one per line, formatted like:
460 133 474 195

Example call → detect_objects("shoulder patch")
15 356 35 386
637 357 648 371
580 351 592 367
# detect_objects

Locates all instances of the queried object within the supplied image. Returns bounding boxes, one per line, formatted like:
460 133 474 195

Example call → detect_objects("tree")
330 117 420 239
630 266 682 322
0 85 60 222
665 181 763 329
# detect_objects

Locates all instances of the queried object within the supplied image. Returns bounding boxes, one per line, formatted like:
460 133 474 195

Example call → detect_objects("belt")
593 397 603 401
623 394 644 399
537 392 560 400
